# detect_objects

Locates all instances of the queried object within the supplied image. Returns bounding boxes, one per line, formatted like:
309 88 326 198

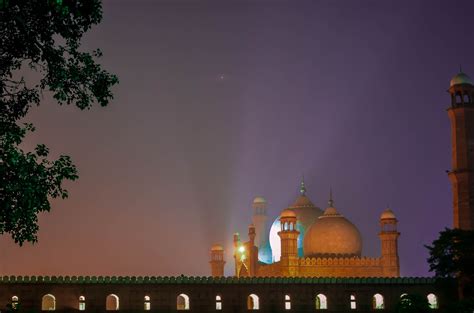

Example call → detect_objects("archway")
177 294 190 310
106 294 119 311
372 293 384 310
247 294 259 310
427 293 438 309
42 294 56 311
316 294 327 309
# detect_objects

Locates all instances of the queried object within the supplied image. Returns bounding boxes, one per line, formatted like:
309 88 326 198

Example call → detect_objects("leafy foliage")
0 0 118 245
426 228 474 300
426 228 474 279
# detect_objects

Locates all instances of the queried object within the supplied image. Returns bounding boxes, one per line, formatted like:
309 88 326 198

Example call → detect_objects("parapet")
0 275 440 285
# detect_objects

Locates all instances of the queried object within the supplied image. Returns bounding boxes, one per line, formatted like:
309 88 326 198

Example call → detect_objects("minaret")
379 208 400 277
209 244 226 277
278 208 299 277
252 196 268 248
447 69 474 230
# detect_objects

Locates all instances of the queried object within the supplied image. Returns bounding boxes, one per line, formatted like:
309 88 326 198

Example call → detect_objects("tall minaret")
379 208 400 277
278 208 299 277
251 196 268 248
447 69 474 230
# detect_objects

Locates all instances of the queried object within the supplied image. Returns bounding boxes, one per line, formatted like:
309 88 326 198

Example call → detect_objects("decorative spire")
328 187 334 207
299 175 306 195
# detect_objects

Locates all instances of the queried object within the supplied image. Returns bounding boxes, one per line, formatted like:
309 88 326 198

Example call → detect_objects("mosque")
0 71 471 312
209 181 400 278
209 69 474 279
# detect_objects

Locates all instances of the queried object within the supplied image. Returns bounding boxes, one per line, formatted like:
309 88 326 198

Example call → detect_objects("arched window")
456 94 462 104
316 294 327 310
79 296 85 311
106 294 119 311
247 294 259 310
427 293 438 309
464 94 470 104
42 294 56 311
372 294 384 310
399 293 412 307
350 294 356 310
177 294 190 310
144 296 151 311
12 296 19 310
216 295 222 310
285 295 291 310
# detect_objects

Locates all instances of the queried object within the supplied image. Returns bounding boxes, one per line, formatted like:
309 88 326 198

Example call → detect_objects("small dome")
450 72 474 87
380 208 396 220
303 206 362 258
253 196 266 204
280 208 296 218
211 244 224 251
322 206 339 217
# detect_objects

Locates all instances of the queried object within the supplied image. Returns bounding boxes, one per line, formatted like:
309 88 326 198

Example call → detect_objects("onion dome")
380 208 396 220
211 244 224 251
303 194 362 258
450 71 474 87
253 196 266 204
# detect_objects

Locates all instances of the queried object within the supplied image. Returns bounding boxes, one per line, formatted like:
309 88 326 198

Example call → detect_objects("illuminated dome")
211 244 224 251
450 72 474 87
280 208 296 218
303 201 362 258
269 180 323 262
380 208 396 220
253 196 266 204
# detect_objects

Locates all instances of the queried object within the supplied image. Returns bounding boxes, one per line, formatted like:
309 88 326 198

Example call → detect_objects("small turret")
278 208 299 276
252 196 268 248
379 208 400 277
209 244 226 277
248 224 256 245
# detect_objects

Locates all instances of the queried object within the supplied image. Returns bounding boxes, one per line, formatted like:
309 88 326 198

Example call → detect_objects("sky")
1 0 473 277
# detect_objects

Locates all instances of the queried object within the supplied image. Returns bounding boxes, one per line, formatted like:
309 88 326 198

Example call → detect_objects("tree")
425 228 474 300
395 294 430 313
0 0 118 245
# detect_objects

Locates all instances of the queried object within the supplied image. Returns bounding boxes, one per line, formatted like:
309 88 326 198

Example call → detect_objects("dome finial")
328 187 334 207
299 175 306 195
460 64 463 73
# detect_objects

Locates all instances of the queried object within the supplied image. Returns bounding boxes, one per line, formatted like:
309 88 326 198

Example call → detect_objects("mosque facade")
210 182 400 278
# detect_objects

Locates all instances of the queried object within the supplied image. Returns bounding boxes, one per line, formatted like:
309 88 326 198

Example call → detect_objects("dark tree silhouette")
0 0 118 245
426 228 474 301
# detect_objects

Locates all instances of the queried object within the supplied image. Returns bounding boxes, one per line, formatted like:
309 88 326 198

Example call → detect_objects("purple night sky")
1 0 473 277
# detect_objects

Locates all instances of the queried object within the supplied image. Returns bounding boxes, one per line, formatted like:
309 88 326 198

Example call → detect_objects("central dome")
268 181 323 262
303 204 362 258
